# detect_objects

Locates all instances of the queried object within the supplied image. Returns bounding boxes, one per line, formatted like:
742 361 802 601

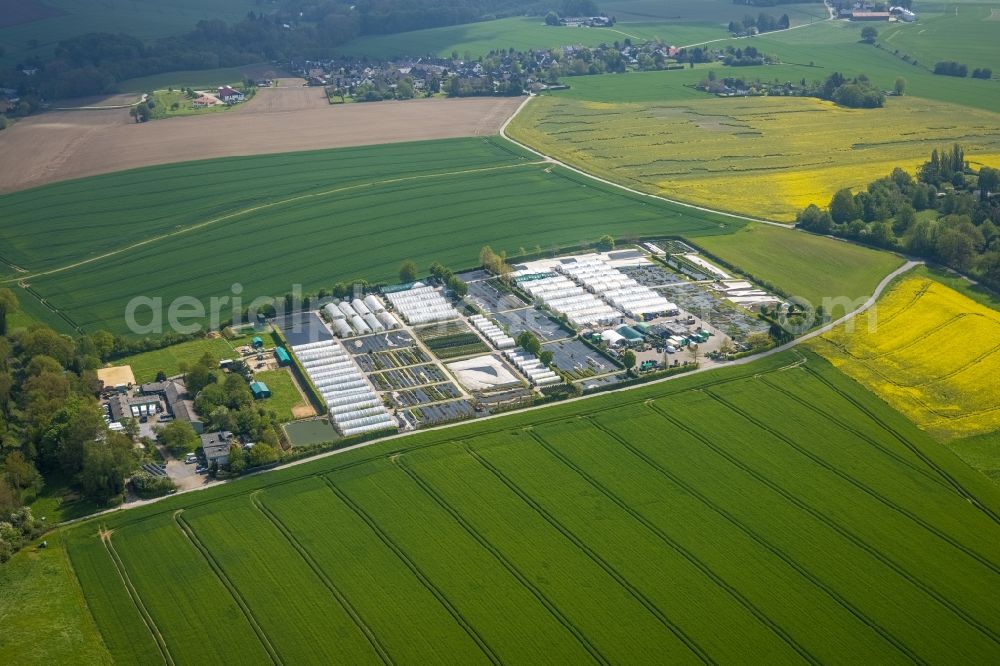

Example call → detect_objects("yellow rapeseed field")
510 95 1000 222
809 276 1000 441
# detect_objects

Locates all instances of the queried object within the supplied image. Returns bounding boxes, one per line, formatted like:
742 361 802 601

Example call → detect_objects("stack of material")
384 283 458 325
502 349 561 386
515 272 619 327
290 340 396 436
469 314 515 349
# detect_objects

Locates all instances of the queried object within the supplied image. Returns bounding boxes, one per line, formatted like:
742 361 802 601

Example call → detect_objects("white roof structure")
364 294 385 313
503 349 562 386
601 329 626 346
323 303 346 321
514 272 620 327
290 340 395 437
375 311 400 330
683 254 730 279
384 283 458 325
469 314 515 349
556 258 678 319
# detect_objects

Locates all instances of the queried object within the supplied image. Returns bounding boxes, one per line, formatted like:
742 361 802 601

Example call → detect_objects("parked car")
665 345 677 354
195 466 207 474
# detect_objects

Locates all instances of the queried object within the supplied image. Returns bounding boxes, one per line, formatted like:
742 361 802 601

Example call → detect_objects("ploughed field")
66 352 1000 664
0 91 523 194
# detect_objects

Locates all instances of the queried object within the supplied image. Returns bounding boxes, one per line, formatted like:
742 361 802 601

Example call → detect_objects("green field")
0 533 112 665
690 223 905 309
603 0 829 26
0 137 745 334
0 0 262 67
45 351 1000 663
117 64 276 94
111 337 238 384
881 3 1000 75
253 369 309 422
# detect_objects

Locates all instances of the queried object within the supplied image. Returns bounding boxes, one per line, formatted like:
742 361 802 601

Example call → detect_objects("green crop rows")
64 351 1000 663
0 136 740 334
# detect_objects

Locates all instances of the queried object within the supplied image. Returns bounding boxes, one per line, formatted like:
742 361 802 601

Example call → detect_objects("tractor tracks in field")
0 159 546 287
249 492 395 666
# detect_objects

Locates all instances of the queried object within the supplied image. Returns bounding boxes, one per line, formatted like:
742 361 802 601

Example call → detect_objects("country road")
66 258 921 525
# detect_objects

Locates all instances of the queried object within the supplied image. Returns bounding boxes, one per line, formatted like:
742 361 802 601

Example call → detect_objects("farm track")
526 429 821 666
704 391 1000 580
249 493 394 665
100 529 174 666
394 456 610 666
318 475 502 665
639 405 927 663
173 511 283 664
463 444 716 665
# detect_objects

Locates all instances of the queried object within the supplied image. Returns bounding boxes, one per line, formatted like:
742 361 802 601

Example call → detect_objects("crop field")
0 137 743 334
602 0 829 26
416 322 491 360
809 275 1000 442
509 93 1000 221
881 3 1000 76
57 351 1000 663
690 224 904 309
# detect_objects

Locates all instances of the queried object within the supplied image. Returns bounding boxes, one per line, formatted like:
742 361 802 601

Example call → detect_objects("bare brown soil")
0 84 523 193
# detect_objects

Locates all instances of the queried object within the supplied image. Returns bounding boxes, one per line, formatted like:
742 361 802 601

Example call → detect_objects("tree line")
796 145 1000 291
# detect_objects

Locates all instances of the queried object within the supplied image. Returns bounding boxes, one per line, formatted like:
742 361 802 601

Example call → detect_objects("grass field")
253 369 309 422
809 275 1000 441
881 3 1000 76
509 93 1000 221
335 2 829 59
0 533 111 665
46 350 1000 663
117 64 276 94
691 224 904 308
0 137 745 334
111 337 238 384
0 0 262 67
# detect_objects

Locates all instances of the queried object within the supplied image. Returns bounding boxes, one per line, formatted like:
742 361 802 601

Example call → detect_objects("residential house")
200 431 234 467
140 379 204 433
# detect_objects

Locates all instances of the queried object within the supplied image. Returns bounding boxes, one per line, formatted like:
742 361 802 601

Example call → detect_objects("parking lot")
493 308 572 342
543 338 619 380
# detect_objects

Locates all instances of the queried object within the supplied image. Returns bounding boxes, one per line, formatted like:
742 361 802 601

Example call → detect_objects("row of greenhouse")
384 283 458 325
469 314 515 349
291 340 397 437
322 297 400 338
514 272 621 327
556 258 678 319
502 349 562 386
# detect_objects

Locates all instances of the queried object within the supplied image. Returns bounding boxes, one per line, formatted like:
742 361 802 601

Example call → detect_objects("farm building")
601 329 627 347
252 336 264 349
850 11 890 20
502 349 562 386
217 86 245 103
556 257 677 319
616 326 645 344
514 272 619 327
470 314 516 349
108 393 160 422
275 347 291 366
250 381 271 399
140 379 203 433
200 431 234 467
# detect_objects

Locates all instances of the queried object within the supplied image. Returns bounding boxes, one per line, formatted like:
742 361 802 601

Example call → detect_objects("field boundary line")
99 527 175 666
758 375 954 491
464 443 716 665
651 401 1000 649
318 475 503 666
802 364 1000 527
249 492 395 666
173 511 284 665
395 456 610 666
635 407 926 662
705 389 1000 580
0 159 545 285
527 428 820 665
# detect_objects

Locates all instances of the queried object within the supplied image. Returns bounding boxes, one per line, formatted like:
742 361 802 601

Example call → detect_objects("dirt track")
0 83 524 193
